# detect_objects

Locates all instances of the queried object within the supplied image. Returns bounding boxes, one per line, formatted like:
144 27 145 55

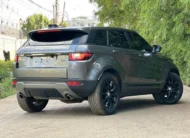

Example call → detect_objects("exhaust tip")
65 94 73 100
19 92 24 98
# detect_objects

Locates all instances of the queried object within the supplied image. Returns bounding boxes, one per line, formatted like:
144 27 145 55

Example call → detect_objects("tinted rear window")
87 30 107 46
109 30 130 49
28 30 88 46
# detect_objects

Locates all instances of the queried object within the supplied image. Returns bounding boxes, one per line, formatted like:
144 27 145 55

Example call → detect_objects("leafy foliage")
0 77 15 99
22 14 68 36
59 21 68 27
22 14 50 36
0 61 15 99
90 0 190 85
0 61 13 79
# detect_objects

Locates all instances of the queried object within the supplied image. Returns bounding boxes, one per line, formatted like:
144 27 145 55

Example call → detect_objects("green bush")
0 61 14 99
0 77 15 99
0 60 13 79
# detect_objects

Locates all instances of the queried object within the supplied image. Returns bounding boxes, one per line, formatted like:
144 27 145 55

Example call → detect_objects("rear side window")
87 30 107 46
28 30 88 46
108 30 130 49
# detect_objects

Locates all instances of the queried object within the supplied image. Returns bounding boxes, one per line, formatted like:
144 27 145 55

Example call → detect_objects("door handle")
139 52 152 57
143 53 152 57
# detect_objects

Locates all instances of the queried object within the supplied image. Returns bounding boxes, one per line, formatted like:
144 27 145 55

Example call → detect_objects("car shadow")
118 97 186 113
118 98 158 112
23 102 94 117
21 97 186 118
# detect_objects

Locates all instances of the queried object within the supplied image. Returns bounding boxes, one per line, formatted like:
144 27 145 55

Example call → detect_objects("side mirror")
152 45 162 54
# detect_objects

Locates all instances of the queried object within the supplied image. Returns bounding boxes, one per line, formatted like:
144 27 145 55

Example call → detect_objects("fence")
0 35 26 60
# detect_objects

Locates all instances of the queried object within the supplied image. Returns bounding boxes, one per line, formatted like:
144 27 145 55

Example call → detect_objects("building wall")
0 0 52 60
0 0 52 38
0 0 20 30
0 35 26 60
67 17 99 27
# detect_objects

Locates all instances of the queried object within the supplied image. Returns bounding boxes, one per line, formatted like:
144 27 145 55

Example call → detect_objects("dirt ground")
0 86 190 138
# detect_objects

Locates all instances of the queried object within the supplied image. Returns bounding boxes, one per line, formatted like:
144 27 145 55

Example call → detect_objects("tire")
153 73 183 104
17 93 48 113
88 73 120 115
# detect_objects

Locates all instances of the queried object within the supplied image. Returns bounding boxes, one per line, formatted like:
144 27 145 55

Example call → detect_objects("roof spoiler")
28 29 88 42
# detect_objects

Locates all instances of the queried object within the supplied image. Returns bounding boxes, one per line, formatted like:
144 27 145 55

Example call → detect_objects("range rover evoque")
13 27 183 115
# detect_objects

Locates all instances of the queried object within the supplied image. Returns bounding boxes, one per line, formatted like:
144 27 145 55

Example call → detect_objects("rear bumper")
13 79 97 100
14 68 67 78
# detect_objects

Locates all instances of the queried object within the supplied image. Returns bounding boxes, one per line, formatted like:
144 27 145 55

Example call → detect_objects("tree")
22 14 50 36
90 0 190 85
59 21 68 27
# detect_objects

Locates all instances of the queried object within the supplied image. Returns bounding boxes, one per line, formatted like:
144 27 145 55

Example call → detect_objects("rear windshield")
28 30 88 46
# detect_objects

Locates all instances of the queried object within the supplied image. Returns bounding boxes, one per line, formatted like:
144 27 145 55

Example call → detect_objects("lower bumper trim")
16 82 82 100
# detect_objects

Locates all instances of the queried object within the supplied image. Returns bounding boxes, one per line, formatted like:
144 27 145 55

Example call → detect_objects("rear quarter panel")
68 45 125 81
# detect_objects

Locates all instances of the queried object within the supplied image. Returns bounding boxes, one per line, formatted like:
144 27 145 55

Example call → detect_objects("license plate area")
23 55 68 67
32 57 55 67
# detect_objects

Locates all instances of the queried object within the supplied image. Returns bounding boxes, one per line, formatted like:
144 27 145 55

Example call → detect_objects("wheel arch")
161 68 180 89
169 68 180 76
98 68 122 90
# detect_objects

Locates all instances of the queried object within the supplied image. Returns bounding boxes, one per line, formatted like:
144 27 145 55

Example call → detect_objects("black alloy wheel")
153 73 183 104
88 73 120 115
101 80 118 110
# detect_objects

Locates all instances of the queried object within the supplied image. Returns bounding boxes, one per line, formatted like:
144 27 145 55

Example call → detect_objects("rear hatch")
14 28 88 79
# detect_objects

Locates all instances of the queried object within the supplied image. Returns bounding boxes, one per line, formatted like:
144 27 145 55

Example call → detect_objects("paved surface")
0 86 190 138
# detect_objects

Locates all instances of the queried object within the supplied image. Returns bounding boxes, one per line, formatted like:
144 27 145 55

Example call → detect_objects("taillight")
69 53 93 61
12 80 17 85
67 81 81 86
38 29 61 33
14 55 18 62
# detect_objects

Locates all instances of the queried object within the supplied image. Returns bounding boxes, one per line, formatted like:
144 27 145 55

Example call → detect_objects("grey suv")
13 27 183 115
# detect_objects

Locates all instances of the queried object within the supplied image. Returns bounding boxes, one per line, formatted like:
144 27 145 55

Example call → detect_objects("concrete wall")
0 35 26 60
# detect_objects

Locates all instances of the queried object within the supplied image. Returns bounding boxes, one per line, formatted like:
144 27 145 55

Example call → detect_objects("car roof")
29 26 136 34
89 27 135 33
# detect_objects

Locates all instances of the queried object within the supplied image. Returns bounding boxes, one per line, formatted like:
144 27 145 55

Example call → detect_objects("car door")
108 29 147 96
126 31 163 89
